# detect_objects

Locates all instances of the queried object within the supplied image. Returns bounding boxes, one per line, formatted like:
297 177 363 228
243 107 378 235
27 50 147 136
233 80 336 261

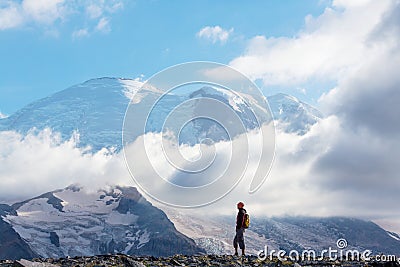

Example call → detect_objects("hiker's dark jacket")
236 208 247 230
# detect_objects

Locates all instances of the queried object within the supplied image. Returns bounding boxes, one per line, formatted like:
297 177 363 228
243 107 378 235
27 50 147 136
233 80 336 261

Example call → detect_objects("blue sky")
0 0 328 115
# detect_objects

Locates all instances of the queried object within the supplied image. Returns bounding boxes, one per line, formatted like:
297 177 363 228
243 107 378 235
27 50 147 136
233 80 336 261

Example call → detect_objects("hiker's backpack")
243 213 250 229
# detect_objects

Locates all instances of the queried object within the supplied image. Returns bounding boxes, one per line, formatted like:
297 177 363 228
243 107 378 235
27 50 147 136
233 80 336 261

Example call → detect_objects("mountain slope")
252 216 400 255
0 78 322 152
0 185 204 259
164 209 400 256
0 78 137 151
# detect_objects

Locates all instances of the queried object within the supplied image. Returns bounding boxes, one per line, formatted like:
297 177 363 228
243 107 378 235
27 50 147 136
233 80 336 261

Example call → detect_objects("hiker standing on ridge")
233 201 249 256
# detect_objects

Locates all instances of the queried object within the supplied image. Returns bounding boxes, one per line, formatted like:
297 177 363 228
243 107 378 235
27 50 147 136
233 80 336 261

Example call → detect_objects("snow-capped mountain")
0 77 340 260
0 185 204 260
268 93 323 135
0 78 321 151
164 208 400 256
252 216 400 255
0 78 136 152
124 83 272 146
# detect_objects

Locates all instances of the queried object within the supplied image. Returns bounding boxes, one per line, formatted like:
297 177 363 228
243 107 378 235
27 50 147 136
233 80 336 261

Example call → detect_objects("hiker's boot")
242 248 245 257
234 247 238 256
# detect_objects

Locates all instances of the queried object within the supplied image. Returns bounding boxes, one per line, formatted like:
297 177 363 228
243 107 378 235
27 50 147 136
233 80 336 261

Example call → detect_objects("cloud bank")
0 129 129 203
0 117 398 231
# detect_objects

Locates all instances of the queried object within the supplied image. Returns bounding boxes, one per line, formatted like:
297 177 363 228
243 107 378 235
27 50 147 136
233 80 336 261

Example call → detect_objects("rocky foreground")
1 254 400 267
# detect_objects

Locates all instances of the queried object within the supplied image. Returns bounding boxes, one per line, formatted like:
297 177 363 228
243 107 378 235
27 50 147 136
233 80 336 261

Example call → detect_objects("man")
233 201 246 256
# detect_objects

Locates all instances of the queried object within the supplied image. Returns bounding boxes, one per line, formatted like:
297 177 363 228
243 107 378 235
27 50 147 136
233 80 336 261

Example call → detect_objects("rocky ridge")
0 186 204 260
1 254 399 267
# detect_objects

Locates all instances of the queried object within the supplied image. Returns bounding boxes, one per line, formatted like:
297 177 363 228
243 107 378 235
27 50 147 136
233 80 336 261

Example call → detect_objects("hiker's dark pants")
233 227 245 249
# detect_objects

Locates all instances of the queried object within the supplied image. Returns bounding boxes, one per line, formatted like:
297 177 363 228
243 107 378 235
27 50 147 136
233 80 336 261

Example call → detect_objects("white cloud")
0 0 123 35
0 129 130 203
123 123 274 207
311 3 400 234
72 28 89 39
122 117 400 231
0 2 24 30
332 0 373 8
86 0 123 19
0 0 66 30
0 118 399 232
86 3 103 19
197 26 233 44
21 0 66 24
95 17 110 33
230 0 393 86
167 116 400 232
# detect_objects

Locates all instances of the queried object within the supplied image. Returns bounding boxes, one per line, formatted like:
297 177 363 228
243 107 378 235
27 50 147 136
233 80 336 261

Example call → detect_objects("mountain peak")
0 78 323 151
82 77 120 83
64 184 82 192
267 93 323 134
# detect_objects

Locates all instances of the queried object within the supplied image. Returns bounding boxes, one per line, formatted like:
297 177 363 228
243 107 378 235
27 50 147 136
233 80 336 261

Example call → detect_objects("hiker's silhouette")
233 201 247 256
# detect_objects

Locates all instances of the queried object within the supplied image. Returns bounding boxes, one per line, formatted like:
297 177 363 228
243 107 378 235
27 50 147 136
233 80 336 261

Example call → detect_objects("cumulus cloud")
0 0 66 30
21 0 66 24
0 1 25 30
0 129 130 203
0 0 123 35
230 0 393 85
197 26 233 44
320 2 400 137
310 1 400 231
